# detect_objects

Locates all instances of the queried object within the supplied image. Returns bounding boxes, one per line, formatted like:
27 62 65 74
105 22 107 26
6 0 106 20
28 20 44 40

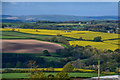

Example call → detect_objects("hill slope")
1 15 118 22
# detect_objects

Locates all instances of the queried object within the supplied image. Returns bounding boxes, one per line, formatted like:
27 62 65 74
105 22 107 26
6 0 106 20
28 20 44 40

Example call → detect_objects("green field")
1 31 71 48
40 56 63 62
2 30 119 50
1 72 105 79
2 31 75 40
2 31 56 40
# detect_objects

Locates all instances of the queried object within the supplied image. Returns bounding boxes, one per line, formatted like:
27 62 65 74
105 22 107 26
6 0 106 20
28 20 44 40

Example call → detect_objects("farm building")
65 31 71 32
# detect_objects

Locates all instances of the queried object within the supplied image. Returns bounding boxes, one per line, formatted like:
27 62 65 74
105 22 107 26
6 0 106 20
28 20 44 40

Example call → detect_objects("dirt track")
2 39 64 53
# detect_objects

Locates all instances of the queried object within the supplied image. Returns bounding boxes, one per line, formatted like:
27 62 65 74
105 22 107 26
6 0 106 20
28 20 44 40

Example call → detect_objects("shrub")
93 36 102 42
43 50 51 56
48 74 54 78
55 72 70 80
114 49 120 53
79 37 83 40
30 71 46 79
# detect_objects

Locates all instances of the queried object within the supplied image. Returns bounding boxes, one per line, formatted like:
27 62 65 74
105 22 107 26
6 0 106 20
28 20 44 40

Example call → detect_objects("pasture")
2 72 104 79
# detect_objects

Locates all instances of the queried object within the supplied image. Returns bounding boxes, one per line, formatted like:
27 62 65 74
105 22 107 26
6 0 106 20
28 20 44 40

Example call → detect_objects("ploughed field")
2 39 64 53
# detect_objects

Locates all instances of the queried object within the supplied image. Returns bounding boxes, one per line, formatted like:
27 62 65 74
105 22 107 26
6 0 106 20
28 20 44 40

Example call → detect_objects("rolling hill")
1 15 118 22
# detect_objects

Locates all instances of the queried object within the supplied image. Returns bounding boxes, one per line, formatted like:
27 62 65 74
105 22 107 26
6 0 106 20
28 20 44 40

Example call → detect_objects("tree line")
2 45 120 72
2 20 119 33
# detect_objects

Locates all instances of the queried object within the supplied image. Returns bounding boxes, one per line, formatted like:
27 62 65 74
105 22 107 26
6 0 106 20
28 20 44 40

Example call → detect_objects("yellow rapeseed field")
1 28 119 40
69 41 119 51
12 68 63 71
104 39 120 45
1 28 119 50
12 68 95 72
1 28 13 31
63 31 118 40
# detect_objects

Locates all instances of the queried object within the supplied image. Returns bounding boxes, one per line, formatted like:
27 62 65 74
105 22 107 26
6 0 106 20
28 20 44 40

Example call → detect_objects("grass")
2 31 55 40
40 56 62 62
2 72 105 79
2 36 28 39
2 52 61 58
2 52 64 61
45 72 103 77
2 73 30 79
1 31 70 48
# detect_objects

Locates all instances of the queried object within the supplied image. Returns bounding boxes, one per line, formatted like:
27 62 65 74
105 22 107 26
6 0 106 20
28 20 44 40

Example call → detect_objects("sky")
2 2 118 16
2 0 120 2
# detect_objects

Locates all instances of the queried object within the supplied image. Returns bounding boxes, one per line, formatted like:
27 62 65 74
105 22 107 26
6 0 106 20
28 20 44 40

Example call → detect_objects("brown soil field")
2 39 64 53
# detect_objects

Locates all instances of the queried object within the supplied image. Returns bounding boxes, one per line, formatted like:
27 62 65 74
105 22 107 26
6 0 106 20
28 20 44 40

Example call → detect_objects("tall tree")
62 62 74 72
15 61 22 68
72 59 85 68
27 60 38 75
